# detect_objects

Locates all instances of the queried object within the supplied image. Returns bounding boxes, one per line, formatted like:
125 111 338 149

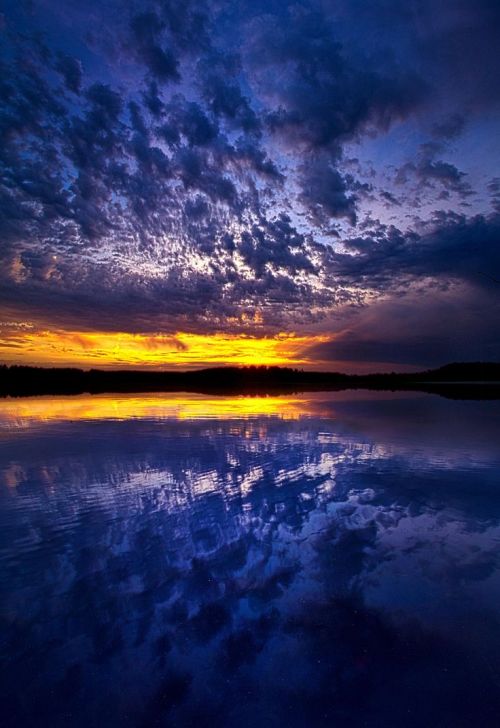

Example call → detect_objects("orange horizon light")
0 327 330 370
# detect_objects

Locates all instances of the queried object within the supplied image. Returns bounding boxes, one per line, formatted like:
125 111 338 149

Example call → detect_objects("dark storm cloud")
243 4 426 228
395 142 473 201
246 5 426 152
164 96 218 147
335 212 500 288
431 114 466 140
299 157 357 225
239 214 317 279
331 0 500 111
142 80 164 116
302 210 500 368
1 0 499 364
379 190 401 207
488 178 500 214
305 284 500 368
55 53 83 94
130 11 180 81
199 52 261 134
416 0 500 109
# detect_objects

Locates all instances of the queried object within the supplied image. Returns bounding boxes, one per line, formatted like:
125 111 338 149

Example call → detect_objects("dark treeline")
1 362 500 399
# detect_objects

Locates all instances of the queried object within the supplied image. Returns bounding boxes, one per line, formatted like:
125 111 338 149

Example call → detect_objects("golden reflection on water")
0 392 327 426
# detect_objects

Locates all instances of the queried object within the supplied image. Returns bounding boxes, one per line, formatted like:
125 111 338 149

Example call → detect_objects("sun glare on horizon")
0 328 331 370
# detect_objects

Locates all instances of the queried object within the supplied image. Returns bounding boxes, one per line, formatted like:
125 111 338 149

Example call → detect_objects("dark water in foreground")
0 391 499 727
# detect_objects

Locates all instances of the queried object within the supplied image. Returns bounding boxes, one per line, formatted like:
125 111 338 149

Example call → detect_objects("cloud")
246 5 426 152
431 113 466 140
199 52 260 133
0 0 499 367
395 142 473 201
299 156 357 226
55 53 83 94
130 11 180 81
304 282 500 368
335 211 500 289
329 0 500 112
302 210 500 367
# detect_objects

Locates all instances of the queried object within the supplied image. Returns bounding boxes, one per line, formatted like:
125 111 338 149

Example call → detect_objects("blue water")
1 391 499 727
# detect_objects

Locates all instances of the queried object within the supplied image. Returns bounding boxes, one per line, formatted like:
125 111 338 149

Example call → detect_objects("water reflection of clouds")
0 393 499 726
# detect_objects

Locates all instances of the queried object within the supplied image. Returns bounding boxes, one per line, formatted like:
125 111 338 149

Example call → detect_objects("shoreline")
2 363 500 400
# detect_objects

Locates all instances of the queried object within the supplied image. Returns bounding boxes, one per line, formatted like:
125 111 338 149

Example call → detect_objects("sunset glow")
1 0 499 374
0 328 330 369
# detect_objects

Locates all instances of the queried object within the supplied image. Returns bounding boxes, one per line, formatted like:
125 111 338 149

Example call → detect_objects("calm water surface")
1 391 499 727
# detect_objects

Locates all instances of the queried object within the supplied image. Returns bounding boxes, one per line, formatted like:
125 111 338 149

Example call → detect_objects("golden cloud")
0 326 331 369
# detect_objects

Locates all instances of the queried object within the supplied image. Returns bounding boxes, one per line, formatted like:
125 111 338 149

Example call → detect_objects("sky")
1 0 499 371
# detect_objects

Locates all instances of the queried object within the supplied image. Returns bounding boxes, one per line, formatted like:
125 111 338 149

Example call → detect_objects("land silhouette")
1 362 500 399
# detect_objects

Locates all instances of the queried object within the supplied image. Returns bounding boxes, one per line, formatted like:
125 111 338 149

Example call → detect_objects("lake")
1 391 499 727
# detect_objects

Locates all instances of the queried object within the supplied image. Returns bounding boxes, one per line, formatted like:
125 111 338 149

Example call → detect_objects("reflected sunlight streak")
0 392 329 426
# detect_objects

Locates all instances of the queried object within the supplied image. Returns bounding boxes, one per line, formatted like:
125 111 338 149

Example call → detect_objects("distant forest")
1 362 500 399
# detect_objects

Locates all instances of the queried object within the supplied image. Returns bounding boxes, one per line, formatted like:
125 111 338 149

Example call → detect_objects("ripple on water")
0 392 500 727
